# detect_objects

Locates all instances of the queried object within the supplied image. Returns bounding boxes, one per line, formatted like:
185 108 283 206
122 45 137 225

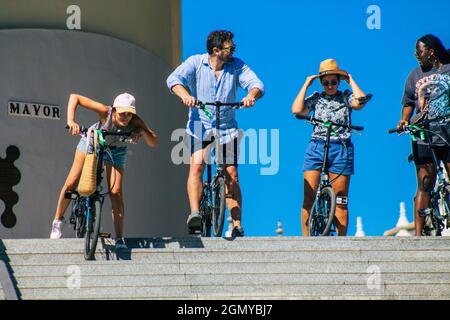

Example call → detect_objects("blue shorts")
77 137 128 169
302 139 354 175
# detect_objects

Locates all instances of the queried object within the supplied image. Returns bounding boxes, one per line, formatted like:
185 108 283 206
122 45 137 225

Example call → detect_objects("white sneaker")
50 218 65 239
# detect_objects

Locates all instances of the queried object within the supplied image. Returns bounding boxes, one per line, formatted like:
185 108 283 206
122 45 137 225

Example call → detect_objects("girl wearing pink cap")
50 93 158 249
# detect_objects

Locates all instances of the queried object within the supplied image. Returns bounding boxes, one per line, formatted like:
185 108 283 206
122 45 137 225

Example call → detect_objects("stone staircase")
1 237 450 300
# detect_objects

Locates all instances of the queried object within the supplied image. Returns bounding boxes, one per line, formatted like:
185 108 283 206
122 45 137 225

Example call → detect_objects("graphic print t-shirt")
305 90 354 141
402 64 450 145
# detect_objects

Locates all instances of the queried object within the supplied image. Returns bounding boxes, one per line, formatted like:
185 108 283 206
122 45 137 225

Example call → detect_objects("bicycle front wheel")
212 176 226 237
308 187 336 236
74 199 86 238
200 186 212 237
84 199 102 260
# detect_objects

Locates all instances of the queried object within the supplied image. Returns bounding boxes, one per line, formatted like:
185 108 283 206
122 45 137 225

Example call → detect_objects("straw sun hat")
313 59 349 80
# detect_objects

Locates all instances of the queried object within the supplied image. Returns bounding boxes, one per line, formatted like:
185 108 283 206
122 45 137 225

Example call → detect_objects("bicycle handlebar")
387 112 450 134
65 125 132 138
387 127 400 134
295 114 364 131
195 100 245 109
356 93 373 105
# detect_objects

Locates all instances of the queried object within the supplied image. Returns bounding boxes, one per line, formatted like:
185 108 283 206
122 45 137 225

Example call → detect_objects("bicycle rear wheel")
212 176 226 237
308 187 336 236
441 185 450 229
84 199 102 260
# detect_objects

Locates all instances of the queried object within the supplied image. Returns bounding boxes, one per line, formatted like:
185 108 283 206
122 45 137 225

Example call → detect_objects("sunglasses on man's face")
222 46 236 53
322 80 338 87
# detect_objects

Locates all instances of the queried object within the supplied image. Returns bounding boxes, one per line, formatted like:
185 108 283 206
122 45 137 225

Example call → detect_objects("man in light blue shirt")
167 30 264 236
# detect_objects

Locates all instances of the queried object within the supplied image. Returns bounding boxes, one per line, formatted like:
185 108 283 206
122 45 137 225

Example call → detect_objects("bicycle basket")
78 129 98 196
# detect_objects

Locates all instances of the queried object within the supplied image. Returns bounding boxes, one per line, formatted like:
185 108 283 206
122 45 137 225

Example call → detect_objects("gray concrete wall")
0 29 188 238
0 0 181 68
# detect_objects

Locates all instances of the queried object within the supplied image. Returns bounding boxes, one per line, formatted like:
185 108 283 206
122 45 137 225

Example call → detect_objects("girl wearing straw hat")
292 59 370 236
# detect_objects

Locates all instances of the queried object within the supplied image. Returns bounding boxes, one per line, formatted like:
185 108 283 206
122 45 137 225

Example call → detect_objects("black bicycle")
192 100 245 237
296 114 364 236
388 113 450 236
65 126 131 260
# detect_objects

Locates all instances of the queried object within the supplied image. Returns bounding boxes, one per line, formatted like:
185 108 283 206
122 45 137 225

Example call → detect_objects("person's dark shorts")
302 139 354 175
189 134 239 166
411 142 450 165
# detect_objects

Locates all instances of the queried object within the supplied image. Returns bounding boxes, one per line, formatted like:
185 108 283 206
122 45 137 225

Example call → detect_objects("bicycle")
192 100 245 237
64 126 131 260
388 113 450 236
296 114 364 236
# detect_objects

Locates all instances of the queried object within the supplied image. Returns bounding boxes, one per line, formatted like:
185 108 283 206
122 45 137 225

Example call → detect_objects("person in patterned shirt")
396 34 450 236
292 59 370 236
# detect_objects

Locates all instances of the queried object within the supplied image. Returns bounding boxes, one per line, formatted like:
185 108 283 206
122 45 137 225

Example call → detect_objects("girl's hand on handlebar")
397 119 408 131
67 121 81 135
180 95 197 108
130 130 142 144
241 96 255 108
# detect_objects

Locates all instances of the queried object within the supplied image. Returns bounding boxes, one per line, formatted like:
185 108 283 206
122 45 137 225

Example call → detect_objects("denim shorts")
302 139 354 175
77 137 128 168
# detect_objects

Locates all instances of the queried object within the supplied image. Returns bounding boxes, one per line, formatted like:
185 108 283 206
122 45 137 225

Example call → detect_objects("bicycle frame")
207 103 228 190
296 113 364 236
67 126 131 258
389 113 450 235
318 123 334 190
195 101 243 237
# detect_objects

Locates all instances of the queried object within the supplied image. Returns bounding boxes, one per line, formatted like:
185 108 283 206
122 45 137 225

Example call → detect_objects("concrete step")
7 261 450 277
14 272 450 289
4 249 450 265
17 283 450 300
3 237 450 254
2 237 450 300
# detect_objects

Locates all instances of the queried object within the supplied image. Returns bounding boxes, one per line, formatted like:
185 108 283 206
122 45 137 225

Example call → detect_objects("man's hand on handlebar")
241 95 256 108
180 95 197 108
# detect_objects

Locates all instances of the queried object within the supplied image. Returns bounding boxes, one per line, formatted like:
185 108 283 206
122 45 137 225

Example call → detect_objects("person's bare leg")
53 150 86 221
187 148 207 213
329 173 351 236
302 170 321 236
414 164 436 236
106 164 125 239
225 165 242 228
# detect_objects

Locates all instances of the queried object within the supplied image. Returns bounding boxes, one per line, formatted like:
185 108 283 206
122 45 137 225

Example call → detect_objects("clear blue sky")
180 0 450 236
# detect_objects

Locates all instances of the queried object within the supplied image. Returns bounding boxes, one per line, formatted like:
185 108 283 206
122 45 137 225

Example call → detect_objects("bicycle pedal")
188 226 201 235
418 208 433 217
64 191 78 200
98 232 111 238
